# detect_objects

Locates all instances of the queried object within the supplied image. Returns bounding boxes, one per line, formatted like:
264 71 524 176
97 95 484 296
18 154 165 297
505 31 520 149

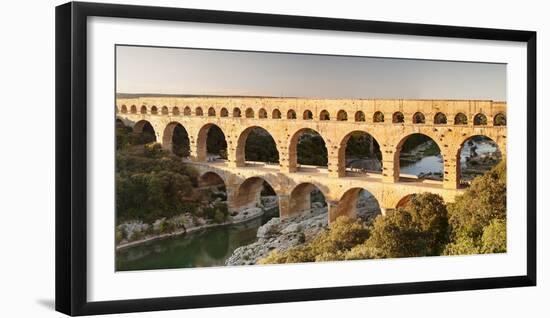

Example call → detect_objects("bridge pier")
328 153 343 178
278 194 292 218
443 154 460 189
327 200 346 224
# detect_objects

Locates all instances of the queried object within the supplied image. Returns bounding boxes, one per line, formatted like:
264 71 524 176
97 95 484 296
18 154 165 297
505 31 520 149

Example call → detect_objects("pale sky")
116 45 506 101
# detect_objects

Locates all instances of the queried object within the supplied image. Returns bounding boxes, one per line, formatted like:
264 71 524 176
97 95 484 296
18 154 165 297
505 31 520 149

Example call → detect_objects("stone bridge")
116 96 506 222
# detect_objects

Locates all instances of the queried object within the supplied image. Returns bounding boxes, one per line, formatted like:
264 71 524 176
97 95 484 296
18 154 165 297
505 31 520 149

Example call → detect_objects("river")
400 139 499 178
116 208 277 271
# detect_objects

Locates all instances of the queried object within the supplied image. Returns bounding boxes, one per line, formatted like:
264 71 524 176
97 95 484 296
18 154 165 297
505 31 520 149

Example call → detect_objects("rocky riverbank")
116 196 278 250
225 191 381 266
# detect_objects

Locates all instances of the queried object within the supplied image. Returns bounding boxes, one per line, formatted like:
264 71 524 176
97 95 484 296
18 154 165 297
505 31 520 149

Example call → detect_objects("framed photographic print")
55 1 537 316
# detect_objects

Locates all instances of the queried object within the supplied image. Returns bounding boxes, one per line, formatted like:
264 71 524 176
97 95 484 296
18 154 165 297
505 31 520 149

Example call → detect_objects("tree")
244 128 279 163
297 131 328 166
365 193 448 258
404 193 449 255
445 161 506 255
115 126 200 224
481 219 506 253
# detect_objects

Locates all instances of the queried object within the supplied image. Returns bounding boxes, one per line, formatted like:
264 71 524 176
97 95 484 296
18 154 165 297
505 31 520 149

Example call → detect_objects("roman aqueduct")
116 96 506 223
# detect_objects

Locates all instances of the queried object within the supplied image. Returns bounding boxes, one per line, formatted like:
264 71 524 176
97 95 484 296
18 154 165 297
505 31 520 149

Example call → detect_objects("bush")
365 193 448 258
481 219 506 253
115 124 204 224
213 210 226 223
445 161 506 255
259 216 370 264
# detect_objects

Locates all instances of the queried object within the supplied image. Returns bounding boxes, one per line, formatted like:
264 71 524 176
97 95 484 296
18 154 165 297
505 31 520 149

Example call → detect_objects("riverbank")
116 197 278 250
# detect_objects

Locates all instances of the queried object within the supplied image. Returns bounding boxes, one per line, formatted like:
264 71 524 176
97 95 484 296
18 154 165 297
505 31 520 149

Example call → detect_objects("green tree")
244 128 279 163
365 193 448 258
481 219 506 253
115 126 201 224
445 161 506 255
297 131 328 166
364 209 428 258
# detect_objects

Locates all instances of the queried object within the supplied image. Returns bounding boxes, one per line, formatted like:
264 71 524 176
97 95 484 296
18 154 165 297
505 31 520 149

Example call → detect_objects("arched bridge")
116 96 506 222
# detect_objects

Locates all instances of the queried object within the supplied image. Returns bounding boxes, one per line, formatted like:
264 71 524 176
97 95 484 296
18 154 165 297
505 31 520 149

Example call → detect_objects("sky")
116 45 506 101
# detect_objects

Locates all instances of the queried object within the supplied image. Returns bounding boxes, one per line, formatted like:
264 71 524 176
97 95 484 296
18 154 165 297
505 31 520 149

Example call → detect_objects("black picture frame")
55 1 537 316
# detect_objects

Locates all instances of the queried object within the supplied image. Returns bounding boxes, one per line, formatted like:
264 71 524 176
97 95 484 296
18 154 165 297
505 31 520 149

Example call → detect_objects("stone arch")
392 111 404 123
130 105 137 114
150 106 158 115
412 112 425 124
208 107 216 117
162 122 190 157
338 130 383 177
133 120 156 143
197 123 228 161
473 113 488 125
332 187 381 222
454 113 468 125
319 110 330 121
272 109 281 119
456 135 502 187
434 112 447 124
233 107 241 117
373 111 384 123
120 105 128 113
183 106 192 116
303 109 313 120
220 108 229 117
289 182 327 216
494 113 506 126
259 108 268 119
396 194 416 209
233 176 278 211
287 109 297 119
395 133 443 182
235 126 279 166
337 110 348 121
140 105 147 114
198 171 226 189
355 111 365 122
288 128 328 171
245 108 254 118
195 107 204 116
161 106 169 115
172 107 180 116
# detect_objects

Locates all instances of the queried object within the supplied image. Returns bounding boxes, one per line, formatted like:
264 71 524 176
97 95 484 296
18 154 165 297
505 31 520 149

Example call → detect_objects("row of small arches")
118 104 506 126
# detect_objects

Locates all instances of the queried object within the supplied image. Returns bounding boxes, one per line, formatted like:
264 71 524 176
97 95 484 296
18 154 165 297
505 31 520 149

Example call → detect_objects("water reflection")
116 208 277 271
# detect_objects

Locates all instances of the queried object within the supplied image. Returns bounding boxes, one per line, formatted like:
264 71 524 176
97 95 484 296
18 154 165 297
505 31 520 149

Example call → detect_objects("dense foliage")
444 160 506 254
206 125 228 159
345 132 382 160
244 128 279 163
172 125 190 157
297 131 328 166
260 161 506 264
116 125 230 225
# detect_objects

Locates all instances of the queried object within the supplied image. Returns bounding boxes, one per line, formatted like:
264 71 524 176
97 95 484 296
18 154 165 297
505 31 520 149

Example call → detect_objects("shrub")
259 216 369 264
445 161 506 255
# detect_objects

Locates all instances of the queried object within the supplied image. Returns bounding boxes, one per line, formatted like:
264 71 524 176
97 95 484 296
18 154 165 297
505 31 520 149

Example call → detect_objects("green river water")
116 210 275 271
